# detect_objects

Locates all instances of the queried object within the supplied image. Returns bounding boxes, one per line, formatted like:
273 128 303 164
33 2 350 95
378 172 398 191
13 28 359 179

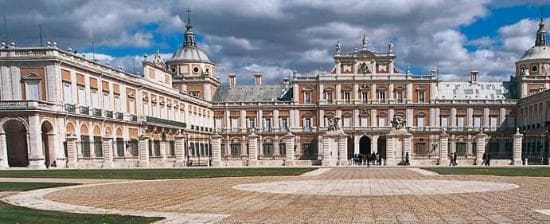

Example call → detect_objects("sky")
1 0 549 84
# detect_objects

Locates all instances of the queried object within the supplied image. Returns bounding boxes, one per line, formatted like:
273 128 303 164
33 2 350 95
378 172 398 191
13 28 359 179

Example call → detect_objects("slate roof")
213 84 292 102
436 81 513 100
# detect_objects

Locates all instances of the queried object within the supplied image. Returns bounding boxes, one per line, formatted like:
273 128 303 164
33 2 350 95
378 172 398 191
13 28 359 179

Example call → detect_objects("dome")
169 45 212 64
519 45 550 61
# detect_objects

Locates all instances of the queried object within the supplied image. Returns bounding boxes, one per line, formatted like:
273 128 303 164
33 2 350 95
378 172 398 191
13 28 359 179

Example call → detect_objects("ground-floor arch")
3 119 29 167
378 136 387 160
41 121 55 168
359 136 371 155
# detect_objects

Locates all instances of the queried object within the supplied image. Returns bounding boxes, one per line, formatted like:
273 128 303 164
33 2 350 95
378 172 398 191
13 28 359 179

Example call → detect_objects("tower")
166 9 220 101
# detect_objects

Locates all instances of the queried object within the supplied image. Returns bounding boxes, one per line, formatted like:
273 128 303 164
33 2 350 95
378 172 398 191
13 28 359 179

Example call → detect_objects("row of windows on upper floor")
302 89 427 104
215 115 512 132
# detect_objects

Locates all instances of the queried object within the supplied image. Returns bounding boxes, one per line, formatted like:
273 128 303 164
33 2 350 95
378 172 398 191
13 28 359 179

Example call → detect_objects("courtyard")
1 167 550 223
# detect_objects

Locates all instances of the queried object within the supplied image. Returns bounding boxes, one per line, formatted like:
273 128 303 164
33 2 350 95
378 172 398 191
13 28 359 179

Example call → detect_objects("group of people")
448 151 491 166
448 152 458 166
351 152 384 166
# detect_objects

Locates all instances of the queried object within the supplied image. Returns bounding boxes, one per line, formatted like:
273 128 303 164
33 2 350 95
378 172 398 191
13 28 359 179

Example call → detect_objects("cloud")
0 0 542 83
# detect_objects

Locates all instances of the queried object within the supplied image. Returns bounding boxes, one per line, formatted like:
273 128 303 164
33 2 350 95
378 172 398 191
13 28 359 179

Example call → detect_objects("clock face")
531 65 538 72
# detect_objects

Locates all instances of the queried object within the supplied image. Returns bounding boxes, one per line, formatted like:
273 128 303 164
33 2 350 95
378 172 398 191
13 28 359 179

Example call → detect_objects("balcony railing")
130 114 138 122
115 112 124 120
145 116 186 128
79 106 89 115
0 100 56 110
104 110 113 118
64 104 75 113
92 108 102 117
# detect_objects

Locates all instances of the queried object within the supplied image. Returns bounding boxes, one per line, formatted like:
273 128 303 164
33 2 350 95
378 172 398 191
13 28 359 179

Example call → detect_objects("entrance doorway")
41 121 55 168
347 137 354 159
378 136 386 160
4 119 29 167
359 136 371 155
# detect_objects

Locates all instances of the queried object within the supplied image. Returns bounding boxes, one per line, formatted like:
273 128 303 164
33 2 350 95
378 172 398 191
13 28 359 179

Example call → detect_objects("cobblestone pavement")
45 168 550 223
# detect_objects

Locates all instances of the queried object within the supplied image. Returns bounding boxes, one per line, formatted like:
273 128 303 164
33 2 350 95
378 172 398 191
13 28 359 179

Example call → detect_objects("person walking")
453 152 458 166
375 152 380 165
482 151 488 166
486 152 491 166
449 153 454 166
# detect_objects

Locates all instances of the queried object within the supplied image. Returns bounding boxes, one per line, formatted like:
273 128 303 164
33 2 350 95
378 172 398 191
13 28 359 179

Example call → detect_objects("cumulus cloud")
0 0 544 83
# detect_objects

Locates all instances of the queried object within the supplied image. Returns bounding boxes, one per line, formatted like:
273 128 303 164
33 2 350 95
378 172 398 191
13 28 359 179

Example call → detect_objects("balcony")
92 108 102 117
0 100 56 111
64 104 75 113
145 116 186 128
104 110 113 118
115 112 124 120
130 114 138 121
79 106 89 115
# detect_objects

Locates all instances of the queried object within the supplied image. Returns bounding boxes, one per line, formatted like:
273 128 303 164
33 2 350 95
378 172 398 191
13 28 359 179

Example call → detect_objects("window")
230 144 241 157
441 117 448 128
343 91 350 103
456 142 467 156
304 91 312 104
264 118 272 131
114 95 121 112
279 117 288 129
262 143 273 156
325 90 333 103
361 91 368 103
378 90 386 103
26 82 40 101
91 89 99 108
417 90 425 103
360 117 368 127
417 116 425 128
231 118 239 129
378 116 386 127
415 139 427 157
473 116 481 128
395 90 403 103
457 117 465 128
214 118 223 129
304 117 312 129
78 86 86 105
247 118 256 129
279 143 286 156
63 82 72 104
103 92 110 110
343 117 351 127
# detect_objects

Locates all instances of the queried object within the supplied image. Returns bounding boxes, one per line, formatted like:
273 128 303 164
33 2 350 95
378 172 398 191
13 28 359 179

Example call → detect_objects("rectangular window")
417 90 425 103
264 118 272 131
78 86 86 105
457 117 465 128
325 91 333 103
304 117 312 129
396 90 403 103
417 117 425 128
103 92 110 110
91 89 99 108
279 117 288 129
360 117 368 127
304 91 312 104
230 144 241 157
378 90 385 103
63 82 72 104
343 91 350 103
262 143 273 156
114 95 121 112
26 83 40 101
490 117 498 131
343 117 351 127
473 117 481 128
378 117 386 127
247 118 256 129
214 118 222 129
231 118 239 129
441 117 448 128
361 91 368 103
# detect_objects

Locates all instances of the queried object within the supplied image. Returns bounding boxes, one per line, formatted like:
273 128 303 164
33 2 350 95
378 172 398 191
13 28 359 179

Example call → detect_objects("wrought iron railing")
145 116 186 128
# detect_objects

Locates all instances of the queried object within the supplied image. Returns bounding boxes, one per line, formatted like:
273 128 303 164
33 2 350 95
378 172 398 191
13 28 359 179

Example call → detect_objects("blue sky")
2 0 549 83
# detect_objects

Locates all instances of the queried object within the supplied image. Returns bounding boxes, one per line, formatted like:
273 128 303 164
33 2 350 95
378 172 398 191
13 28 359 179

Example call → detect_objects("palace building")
0 15 549 168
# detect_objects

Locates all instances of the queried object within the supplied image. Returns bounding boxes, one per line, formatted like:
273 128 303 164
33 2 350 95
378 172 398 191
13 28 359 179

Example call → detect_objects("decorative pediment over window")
21 73 42 82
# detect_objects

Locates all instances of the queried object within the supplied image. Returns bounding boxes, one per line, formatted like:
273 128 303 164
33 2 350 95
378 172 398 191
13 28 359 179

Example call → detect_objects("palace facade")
0 15 549 168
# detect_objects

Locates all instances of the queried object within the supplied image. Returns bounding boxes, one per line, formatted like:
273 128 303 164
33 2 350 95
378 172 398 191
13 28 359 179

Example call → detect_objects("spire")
535 8 547 46
184 8 196 47
362 34 368 50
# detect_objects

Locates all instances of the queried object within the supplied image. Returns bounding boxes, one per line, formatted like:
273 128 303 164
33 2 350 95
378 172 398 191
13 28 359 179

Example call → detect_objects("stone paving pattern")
45 168 550 223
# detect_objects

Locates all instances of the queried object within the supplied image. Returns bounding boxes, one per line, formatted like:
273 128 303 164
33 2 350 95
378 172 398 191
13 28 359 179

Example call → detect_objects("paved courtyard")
36 168 550 223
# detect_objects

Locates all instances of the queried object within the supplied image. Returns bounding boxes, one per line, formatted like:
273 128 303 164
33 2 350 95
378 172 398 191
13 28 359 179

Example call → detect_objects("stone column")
0 132 7 168
284 133 295 166
211 134 222 167
28 115 45 168
337 134 347 166
513 129 523 165
354 135 360 154
439 132 449 165
475 132 487 165
102 137 114 168
371 135 379 153
403 133 412 164
174 134 186 167
322 134 334 166
138 137 149 167
66 135 79 168
385 135 394 165
248 133 259 166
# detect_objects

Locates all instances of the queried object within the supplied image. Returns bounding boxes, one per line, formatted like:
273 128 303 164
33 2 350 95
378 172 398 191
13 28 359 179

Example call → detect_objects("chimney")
254 72 262 85
283 78 290 88
470 70 478 83
228 74 237 87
